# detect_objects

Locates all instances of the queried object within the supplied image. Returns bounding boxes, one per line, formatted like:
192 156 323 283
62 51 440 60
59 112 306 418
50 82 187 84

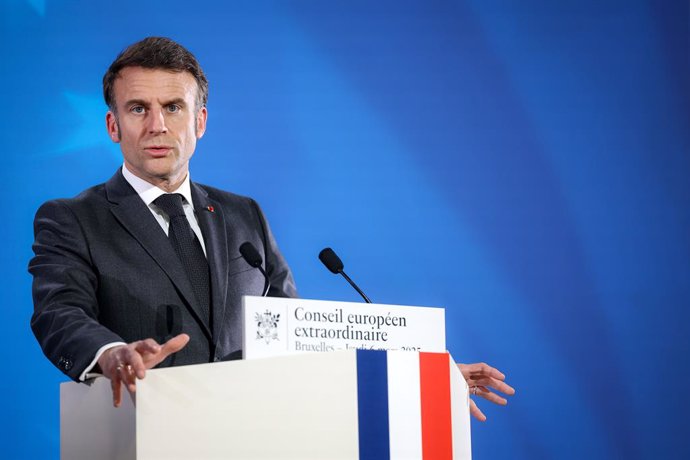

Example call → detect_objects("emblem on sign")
255 310 280 344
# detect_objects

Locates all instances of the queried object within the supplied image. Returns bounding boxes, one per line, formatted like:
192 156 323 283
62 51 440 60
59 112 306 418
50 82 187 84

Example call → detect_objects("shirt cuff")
79 342 127 381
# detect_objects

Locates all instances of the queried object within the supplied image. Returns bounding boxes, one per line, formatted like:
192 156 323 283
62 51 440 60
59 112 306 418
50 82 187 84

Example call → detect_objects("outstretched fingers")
110 370 124 407
473 385 508 405
161 333 190 356
142 333 190 369
460 362 515 397
469 398 487 422
458 362 515 421
473 376 515 398
99 335 190 408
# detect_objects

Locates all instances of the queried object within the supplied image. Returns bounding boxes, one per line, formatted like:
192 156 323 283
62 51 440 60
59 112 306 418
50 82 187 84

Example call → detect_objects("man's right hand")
97 333 190 407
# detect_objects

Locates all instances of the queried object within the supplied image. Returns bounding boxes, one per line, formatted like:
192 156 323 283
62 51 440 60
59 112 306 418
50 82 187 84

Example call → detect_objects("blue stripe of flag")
356 349 391 460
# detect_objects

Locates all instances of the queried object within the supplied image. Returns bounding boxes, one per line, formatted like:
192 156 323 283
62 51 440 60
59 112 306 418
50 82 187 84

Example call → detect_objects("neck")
123 164 188 193
157 175 186 193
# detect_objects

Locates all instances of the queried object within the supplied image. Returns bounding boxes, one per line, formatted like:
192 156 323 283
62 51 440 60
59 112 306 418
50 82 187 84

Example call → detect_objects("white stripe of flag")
387 351 423 459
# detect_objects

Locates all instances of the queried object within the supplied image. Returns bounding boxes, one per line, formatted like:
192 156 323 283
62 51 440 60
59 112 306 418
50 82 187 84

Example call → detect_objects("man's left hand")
457 362 515 422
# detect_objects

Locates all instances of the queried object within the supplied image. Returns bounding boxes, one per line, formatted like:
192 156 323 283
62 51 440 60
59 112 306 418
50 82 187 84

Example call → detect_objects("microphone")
318 247 372 303
240 242 271 296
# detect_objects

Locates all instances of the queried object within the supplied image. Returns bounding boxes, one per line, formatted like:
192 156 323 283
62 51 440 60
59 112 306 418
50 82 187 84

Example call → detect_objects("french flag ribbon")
356 350 471 460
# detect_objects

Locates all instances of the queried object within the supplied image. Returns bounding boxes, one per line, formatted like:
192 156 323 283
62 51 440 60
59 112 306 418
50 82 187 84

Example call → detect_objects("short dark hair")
103 37 208 112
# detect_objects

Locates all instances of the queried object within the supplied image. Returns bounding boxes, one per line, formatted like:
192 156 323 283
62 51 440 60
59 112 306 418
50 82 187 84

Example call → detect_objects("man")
30 37 296 406
30 37 513 418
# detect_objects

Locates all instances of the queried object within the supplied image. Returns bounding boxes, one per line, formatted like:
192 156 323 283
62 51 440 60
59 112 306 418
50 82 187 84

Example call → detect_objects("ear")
106 111 120 142
195 106 208 139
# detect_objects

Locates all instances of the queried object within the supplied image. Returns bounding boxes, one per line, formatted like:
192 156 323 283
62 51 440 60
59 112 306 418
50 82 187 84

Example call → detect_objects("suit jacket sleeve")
29 199 124 381
249 198 297 298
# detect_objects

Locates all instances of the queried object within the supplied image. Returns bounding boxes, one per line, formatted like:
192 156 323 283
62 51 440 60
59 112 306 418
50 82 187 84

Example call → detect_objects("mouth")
144 146 173 157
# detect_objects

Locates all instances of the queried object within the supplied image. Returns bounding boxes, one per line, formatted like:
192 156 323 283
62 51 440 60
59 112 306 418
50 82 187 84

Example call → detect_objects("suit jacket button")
213 356 221 362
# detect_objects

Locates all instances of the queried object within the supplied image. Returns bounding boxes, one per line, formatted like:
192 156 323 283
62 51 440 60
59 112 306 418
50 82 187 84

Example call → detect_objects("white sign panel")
242 296 445 360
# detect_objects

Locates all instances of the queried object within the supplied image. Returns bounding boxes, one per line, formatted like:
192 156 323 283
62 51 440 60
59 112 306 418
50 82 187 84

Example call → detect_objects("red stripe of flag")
420 352 453 460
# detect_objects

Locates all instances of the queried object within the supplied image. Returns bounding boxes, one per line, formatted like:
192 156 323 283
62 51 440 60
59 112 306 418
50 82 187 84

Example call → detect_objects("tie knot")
154 193 187 218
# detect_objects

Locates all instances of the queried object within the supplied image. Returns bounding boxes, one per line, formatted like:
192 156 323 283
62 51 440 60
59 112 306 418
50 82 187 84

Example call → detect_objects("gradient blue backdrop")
2 1 688 458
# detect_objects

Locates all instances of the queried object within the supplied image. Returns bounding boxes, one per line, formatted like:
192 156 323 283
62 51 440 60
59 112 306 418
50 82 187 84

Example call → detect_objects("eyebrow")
124 99 149 109
124 98 188 108
163 98 187 107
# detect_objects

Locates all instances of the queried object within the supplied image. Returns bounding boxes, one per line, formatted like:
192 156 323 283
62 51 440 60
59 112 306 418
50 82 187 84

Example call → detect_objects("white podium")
61 350 471 459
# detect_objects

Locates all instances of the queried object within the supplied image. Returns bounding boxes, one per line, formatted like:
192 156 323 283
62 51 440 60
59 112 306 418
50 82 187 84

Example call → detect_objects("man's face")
106 67 207 190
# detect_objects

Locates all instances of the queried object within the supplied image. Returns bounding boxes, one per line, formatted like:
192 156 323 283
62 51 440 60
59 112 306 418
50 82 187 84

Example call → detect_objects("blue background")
2 1 689 458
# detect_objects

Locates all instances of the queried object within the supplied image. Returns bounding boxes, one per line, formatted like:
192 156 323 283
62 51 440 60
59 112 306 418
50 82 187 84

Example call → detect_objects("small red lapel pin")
206 205 215 213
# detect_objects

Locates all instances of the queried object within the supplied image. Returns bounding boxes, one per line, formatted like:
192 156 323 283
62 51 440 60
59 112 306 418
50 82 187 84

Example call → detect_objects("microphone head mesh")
240 242 263 268
318 247 344 274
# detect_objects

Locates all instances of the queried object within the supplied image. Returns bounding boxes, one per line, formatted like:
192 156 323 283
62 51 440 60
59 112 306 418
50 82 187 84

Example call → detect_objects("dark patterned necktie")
153 193 211 329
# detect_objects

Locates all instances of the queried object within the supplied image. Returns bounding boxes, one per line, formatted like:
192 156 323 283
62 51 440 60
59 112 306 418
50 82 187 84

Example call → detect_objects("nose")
147 108 168 134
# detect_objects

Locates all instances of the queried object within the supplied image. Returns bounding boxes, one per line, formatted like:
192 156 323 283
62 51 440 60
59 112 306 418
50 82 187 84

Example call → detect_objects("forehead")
112 67 198 105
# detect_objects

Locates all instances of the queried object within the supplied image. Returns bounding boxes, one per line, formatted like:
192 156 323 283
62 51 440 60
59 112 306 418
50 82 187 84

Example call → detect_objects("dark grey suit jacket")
29 169 297 381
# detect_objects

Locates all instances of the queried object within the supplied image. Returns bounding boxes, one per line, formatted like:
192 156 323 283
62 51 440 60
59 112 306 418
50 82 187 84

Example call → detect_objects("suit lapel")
191 183 230 344
105 170 212 340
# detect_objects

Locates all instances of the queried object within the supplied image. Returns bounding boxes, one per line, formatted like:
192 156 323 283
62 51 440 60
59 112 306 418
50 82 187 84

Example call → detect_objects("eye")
130 105 145 114
167 104 181 113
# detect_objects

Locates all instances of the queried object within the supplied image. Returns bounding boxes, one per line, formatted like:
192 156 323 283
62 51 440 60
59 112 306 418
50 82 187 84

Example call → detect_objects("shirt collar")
121 164 195 207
